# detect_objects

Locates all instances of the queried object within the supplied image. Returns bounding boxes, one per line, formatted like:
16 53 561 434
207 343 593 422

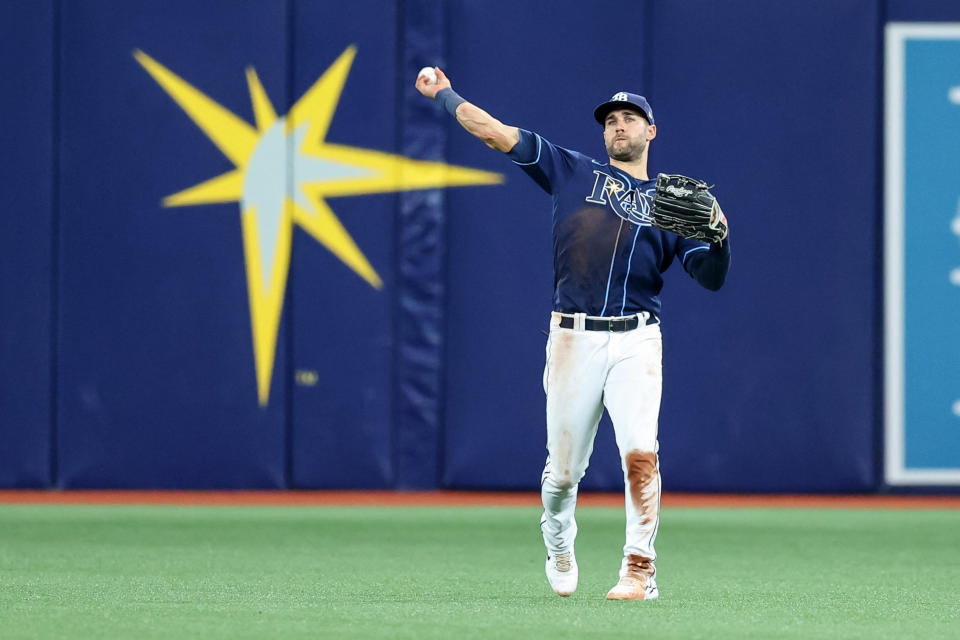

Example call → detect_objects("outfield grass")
1 504 958 639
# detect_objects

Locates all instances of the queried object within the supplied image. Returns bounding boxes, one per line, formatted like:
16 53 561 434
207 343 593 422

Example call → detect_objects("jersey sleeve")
676 236 731 291
505 128 585 195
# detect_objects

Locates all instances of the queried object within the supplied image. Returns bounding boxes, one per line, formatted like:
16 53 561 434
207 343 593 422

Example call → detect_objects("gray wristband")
436 88 466 117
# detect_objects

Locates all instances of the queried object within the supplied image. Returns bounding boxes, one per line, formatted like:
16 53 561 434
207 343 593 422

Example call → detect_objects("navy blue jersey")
506 129 730 318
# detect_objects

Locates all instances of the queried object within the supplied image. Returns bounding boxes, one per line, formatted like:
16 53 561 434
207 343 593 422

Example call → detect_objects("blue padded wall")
441 0 880 491
4 0 955 491
288 0 399 489
0 0 55 487
649 0 881 491
56 0 288 488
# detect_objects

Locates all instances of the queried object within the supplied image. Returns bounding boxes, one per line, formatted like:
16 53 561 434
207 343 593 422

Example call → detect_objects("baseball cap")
593 92 655 126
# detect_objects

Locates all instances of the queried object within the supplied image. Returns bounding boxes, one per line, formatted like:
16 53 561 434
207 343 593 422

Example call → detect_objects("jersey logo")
584 170 654 226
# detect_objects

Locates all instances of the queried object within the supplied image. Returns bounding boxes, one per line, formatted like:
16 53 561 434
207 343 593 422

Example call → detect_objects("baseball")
418 66 438 85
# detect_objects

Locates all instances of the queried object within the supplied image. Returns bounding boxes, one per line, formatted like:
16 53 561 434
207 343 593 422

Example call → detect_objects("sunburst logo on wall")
134 47 501 406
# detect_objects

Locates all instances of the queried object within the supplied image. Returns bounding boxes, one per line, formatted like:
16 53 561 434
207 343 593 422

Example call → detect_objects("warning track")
0 490 957 509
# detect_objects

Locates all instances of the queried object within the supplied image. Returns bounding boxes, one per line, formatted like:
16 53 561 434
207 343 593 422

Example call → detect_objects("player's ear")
646 124 657 141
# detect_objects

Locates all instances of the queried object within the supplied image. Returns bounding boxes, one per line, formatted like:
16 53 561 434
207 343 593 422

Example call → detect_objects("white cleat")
605 575 659 601
545 551 578 597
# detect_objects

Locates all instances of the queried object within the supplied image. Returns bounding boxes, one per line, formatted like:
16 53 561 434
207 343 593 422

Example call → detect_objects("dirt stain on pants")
626 450 658 525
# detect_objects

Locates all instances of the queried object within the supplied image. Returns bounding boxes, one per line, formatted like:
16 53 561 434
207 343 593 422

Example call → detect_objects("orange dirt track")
0 490 958 509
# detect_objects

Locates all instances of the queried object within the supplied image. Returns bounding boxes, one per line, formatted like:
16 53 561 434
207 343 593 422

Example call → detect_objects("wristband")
436 88 466 117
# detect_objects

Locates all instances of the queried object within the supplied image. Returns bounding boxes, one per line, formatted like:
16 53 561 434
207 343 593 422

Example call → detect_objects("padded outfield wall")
1 0 958 491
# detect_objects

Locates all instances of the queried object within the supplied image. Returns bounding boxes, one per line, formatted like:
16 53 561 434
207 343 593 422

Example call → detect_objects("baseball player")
415 68 730 600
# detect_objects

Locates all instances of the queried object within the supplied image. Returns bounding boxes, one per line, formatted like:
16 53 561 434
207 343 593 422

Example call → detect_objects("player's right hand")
415 67 452 99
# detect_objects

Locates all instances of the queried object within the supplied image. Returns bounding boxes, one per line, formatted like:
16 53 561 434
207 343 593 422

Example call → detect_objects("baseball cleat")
545 551 578 596
605 575 659 601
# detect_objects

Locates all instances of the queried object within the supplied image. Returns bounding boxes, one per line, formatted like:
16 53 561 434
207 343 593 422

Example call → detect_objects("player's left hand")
415 67 453 99
709 201 729 241
650 173 728 243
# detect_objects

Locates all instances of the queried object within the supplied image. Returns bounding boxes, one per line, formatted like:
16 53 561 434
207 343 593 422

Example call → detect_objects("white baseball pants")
540 311 662 577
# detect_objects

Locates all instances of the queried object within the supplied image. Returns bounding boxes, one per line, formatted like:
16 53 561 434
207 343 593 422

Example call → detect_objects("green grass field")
1 504 958 639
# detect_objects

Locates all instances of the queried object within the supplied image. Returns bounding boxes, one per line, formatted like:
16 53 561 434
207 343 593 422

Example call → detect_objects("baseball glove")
650 173 728 243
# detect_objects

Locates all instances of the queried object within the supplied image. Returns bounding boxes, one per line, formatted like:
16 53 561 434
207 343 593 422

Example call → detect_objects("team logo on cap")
611 92 629 101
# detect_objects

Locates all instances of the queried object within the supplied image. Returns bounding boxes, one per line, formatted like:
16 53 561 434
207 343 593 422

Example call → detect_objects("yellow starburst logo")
135 47 502 406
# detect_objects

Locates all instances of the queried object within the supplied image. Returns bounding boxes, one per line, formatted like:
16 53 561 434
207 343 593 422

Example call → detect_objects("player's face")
603 109 655 162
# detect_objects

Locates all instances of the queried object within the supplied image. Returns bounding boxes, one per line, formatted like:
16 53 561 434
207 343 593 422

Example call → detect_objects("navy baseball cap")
593 92 655 126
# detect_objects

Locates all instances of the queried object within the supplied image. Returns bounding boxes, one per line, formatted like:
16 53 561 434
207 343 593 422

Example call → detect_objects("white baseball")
418 66 438 85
